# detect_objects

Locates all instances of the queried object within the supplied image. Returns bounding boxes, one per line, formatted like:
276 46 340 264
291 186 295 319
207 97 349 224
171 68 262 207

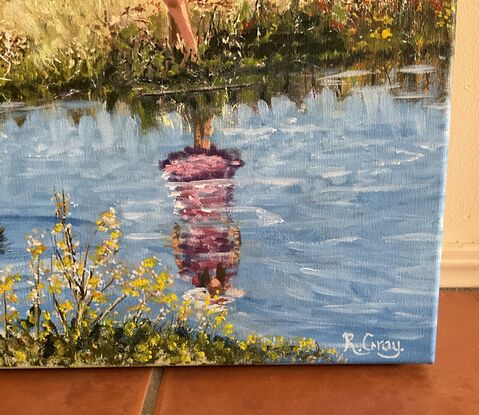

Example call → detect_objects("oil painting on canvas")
0 0 456 367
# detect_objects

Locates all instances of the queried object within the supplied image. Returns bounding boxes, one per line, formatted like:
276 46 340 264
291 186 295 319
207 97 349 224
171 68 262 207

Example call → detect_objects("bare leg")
162 0 198 57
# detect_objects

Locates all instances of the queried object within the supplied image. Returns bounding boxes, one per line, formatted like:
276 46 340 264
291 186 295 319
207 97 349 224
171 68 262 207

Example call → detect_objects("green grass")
0 0 456 102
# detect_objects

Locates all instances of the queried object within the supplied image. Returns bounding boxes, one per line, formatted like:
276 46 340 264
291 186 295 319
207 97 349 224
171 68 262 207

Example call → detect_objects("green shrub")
0 192 339 367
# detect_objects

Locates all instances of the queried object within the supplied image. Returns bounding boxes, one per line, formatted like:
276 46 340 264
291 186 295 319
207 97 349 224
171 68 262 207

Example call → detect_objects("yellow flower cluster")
26 237 46 259
296 337 317 353
96 208 120 232
435 4 455 29
177 299 192 322
0 267 19 297
369 27 393 40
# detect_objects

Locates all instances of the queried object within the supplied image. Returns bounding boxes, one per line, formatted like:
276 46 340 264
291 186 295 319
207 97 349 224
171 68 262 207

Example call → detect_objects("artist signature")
342 332 404 360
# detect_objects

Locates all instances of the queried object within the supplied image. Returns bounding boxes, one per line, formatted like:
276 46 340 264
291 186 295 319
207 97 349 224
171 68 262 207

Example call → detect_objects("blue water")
0 78 449 363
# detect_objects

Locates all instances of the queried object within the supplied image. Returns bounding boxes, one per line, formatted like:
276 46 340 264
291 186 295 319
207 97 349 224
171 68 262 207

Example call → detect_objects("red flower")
330 20 345 32
429 0 444 12
316 0 330 13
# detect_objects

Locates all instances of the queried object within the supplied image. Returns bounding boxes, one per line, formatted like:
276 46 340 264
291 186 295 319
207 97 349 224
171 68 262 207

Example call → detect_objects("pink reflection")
161 145 243 297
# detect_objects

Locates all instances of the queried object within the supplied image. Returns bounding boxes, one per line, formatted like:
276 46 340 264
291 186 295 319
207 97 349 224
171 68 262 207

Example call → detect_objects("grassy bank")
0 193 339 367
0 0 455 101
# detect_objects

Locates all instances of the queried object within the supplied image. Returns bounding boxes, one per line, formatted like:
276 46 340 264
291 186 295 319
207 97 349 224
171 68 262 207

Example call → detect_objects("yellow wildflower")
59 299 74 313
52 223 63 234
196 351 206 360
381 28 393 39
247 334 257 345
222 323 234 336
91 291 107 303
57 240 68 251
213 313 226 329
28 240 46 258
131 277 150 290
142 257 157 268
95 220 107 232
382 16 393 25
97 208 120 231
160 292 177 305
14 351 27 363
178 300 192 321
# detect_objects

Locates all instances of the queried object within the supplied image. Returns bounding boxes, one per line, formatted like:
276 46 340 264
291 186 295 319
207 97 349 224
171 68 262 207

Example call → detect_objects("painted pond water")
0 69 448 362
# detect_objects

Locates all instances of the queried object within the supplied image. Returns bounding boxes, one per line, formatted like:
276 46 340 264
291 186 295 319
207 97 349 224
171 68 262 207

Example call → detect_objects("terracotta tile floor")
0 291 478 415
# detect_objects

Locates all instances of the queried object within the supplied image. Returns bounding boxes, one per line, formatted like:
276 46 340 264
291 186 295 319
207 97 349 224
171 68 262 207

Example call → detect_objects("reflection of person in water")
172 220 241 297
160 99 244 301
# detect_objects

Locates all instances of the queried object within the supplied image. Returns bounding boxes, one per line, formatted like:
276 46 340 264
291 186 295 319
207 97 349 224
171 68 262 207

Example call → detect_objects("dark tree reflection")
0 227 6 256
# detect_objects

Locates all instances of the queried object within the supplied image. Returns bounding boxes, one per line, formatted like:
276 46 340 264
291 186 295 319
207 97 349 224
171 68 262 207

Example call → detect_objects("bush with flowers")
0 193 339 367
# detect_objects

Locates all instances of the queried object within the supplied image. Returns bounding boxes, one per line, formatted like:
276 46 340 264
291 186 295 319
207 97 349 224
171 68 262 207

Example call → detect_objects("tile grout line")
140 368 163 415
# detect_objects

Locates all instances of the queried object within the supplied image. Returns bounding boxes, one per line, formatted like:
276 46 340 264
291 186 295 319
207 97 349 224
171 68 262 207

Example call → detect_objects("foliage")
0 0 456 101
0 193 339 367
